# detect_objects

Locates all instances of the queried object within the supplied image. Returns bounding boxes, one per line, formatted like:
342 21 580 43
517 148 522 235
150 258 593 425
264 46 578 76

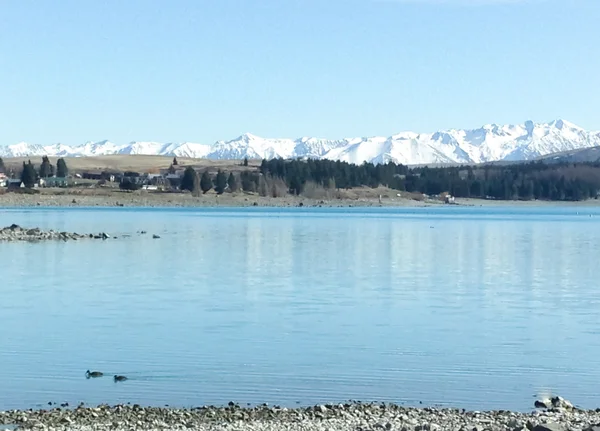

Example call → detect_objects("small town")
0 156 249 194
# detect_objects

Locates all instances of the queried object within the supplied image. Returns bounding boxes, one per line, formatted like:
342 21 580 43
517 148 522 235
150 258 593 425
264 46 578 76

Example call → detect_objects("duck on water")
114 375 127 382
85 370 103 378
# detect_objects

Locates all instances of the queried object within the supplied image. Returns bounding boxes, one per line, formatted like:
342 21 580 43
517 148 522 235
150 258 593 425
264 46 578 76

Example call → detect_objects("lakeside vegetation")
3 155 600 202
258 158 600 201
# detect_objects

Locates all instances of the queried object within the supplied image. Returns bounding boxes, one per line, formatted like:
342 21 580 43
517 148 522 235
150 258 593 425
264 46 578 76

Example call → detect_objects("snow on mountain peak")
1 119 599 165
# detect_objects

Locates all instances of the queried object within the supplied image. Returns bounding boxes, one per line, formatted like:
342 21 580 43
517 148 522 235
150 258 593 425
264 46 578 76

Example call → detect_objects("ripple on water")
1 206 600 411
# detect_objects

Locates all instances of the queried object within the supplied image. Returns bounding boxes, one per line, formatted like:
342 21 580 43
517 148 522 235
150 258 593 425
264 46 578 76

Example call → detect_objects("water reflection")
0 207 599 411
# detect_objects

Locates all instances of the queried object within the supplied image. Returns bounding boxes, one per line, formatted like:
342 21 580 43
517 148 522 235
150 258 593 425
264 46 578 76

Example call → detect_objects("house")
165 173 182 188
81 171 104 180
81 170 124 182
102 170 124 182
160 167 185 177
44 177 71 188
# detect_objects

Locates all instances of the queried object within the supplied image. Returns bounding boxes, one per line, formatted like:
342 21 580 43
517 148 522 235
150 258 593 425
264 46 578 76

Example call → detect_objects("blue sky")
0 0 598 145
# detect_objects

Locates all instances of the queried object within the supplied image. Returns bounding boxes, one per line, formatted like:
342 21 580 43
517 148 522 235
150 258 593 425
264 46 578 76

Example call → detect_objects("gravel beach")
1 188 599 209
2 402 600 431
0 188 437 208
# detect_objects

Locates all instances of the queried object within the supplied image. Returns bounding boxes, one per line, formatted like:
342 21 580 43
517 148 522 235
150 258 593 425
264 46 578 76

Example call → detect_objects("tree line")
4 157 70 188
177 167 237 196
7 153 600 201
257 158 600 201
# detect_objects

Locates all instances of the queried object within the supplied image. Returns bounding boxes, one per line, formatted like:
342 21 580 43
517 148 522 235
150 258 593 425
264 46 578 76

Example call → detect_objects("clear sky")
1 0 599 146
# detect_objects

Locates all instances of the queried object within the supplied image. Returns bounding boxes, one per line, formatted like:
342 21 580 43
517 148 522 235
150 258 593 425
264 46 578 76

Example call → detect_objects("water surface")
1 206 599 411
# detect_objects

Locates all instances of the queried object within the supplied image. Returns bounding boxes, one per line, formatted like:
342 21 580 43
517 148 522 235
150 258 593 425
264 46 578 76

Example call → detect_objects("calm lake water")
1 206 600 412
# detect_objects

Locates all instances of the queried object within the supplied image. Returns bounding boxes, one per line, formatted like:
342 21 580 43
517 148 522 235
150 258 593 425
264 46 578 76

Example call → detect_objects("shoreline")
1 402 598 431
2 189 600 209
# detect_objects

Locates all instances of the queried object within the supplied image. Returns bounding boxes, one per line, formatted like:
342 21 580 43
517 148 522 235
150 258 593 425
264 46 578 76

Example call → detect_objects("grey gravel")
2 402 600 431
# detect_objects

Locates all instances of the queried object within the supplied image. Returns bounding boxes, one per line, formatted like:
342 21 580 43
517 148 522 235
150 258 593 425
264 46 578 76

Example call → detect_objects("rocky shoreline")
0 224 148 242
1 402 600 431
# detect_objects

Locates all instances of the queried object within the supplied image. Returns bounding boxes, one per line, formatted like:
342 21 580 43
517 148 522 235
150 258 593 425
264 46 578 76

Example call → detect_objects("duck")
85 370 103 378
114 375 127 382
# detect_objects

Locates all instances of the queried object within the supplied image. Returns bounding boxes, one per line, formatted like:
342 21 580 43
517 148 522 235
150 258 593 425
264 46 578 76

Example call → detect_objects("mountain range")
2 119 599 166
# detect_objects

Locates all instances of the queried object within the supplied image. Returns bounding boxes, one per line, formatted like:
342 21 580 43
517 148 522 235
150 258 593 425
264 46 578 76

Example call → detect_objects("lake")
1 206 599 412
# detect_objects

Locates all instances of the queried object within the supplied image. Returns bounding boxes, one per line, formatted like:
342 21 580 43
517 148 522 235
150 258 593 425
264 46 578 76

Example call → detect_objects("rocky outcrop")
0 224 111 242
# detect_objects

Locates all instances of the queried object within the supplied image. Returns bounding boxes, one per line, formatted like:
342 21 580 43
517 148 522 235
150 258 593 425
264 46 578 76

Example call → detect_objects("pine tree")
228 172 238 192
214 170 228 194
39 156 54 178
243 157 248 167
0 157 5 173
258 175 268 197
168 164 176 174
200 171 213 194
21 161 37 188
172 157 178 166
180 167 199 194
56 158 68 177
240 172 257 192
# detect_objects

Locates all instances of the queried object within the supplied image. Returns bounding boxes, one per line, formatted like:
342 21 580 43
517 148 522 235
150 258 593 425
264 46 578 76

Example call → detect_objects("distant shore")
0 402 597 431
1 188 600 209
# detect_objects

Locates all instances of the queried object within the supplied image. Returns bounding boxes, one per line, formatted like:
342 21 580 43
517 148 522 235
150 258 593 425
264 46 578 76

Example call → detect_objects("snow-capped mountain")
2 119 600 166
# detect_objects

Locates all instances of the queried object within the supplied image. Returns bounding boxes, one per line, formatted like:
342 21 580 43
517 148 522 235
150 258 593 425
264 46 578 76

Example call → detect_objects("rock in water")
550 396 574 410
535 400 552 409
535 396 574 411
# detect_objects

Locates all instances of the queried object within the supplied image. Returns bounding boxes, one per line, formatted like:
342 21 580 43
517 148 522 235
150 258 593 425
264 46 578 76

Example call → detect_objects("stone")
535 400 552 409
532 424 565 431
550 396 574 410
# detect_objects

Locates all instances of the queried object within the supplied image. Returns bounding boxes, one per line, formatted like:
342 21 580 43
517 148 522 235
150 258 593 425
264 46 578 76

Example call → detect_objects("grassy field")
1 155 261 174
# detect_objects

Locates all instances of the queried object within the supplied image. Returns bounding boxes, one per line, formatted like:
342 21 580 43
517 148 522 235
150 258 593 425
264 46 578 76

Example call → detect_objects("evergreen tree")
180 167 200 194
56 158 68 177
21 161 36 188
214 170 228 194
39 156 54 178
168 164 176 174
243 157 249 167
240 171 257 192
228 172 238 192
172 157 178 166
0 157 5 173
119 178 141 191
200 171 213 194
